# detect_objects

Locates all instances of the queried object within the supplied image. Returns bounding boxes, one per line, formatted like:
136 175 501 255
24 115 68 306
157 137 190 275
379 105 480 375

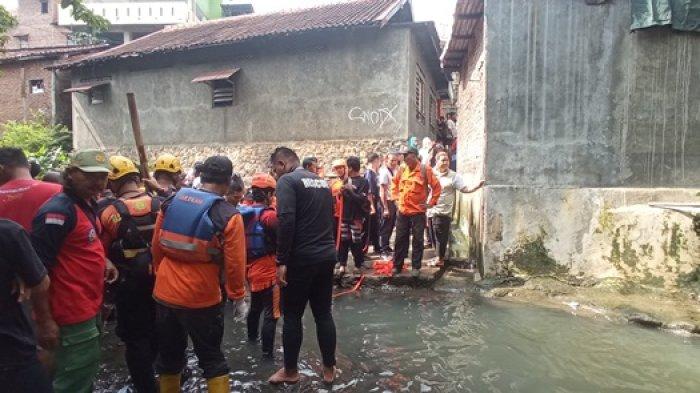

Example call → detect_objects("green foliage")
61 0 110 32
0 116 72 172
0 5 18 48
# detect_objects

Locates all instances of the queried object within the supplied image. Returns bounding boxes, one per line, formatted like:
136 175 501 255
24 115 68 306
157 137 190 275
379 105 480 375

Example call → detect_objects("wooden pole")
126 93 150 179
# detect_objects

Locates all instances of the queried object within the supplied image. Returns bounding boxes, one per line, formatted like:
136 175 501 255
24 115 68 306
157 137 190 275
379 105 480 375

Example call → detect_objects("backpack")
239 205 273 262
109 197 160 278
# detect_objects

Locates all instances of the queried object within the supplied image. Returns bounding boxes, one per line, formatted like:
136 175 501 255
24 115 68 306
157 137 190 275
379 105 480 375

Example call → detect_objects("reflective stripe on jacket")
159 188 224 263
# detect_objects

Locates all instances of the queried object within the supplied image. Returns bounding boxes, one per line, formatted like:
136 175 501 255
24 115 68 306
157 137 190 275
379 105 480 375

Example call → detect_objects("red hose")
333 273 365 298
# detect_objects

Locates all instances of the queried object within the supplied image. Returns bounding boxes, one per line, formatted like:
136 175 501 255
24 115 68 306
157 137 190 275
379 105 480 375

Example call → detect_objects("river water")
95 284 700 392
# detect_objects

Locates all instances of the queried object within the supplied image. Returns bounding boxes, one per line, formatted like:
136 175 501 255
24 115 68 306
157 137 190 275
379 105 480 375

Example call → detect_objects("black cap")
200 156 233 178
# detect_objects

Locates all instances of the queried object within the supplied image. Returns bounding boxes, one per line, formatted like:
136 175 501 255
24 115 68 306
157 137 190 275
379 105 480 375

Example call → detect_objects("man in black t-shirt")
268 147 337 386
0 219 54 393
337 156 370 274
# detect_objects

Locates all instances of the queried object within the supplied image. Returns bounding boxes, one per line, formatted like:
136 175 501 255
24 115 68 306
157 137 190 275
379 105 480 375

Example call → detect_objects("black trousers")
282 262 336 370
378 200 397 254
362 207 380 253
432 215 452 261
115 277 157 393
247 286 278 355
0 358 53 393
393 212 427 271
155 303 228 379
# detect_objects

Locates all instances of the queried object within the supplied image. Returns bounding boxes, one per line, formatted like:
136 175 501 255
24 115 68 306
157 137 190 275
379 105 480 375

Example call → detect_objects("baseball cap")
70 149 110 173
200 156 233 178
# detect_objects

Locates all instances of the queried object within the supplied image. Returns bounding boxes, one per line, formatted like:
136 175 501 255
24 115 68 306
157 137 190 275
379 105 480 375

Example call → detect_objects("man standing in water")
268 147 337 385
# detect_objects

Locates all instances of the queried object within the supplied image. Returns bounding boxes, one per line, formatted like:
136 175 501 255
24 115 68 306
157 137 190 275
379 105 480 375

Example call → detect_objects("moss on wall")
501 229 569 277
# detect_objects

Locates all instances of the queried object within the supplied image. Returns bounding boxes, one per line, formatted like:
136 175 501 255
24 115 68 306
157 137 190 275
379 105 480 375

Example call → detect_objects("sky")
0 0 457 39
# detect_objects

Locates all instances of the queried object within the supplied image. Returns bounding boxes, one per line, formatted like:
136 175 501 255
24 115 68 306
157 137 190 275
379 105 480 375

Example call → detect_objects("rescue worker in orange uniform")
152 154 183 197
329 159 347 244
99 156 160 393
151 156 247 393
391 147 441 277
240 173 280 359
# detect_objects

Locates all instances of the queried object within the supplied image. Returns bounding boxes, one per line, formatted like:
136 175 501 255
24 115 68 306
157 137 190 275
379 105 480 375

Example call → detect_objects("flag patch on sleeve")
45 213 66 226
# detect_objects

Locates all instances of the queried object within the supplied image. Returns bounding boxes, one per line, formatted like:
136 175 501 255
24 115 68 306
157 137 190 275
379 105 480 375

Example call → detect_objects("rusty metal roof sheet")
0 44 109 64
442 0 484 71
59 0 409 70
191 68 241 83
63 80 111 93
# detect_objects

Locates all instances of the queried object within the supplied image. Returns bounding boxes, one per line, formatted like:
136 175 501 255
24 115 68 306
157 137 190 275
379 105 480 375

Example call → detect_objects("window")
115 8 119 17
149 7 152 16
16 35 29 48
211 80 234 107
90 88 105 105
160 7 163 17
40 0 48 14
172 7 175 16
126 8 130 16
30 80 45 94
415 71 425 125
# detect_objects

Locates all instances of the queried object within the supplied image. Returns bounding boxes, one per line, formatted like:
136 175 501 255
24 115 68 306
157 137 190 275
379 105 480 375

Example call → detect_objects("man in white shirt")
377 152 400 259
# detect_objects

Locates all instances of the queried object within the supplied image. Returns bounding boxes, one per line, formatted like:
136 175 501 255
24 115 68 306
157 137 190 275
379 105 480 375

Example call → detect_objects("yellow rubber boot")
206 375 230 393
159 373 181 393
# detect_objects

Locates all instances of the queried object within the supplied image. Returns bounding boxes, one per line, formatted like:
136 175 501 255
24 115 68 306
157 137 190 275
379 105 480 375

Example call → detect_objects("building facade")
57 0 225 43
445 0 699 288
59 0 446 175
0 45 109 125
3 0 71 49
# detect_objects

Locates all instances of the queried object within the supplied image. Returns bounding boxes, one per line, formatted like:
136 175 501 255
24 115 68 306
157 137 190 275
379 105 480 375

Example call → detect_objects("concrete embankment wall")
454 0 699 289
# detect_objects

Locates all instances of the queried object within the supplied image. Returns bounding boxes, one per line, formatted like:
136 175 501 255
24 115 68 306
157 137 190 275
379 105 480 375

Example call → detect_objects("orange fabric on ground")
247 254 277 293
391 164 441 215
99 194 153 248
151 212 246 308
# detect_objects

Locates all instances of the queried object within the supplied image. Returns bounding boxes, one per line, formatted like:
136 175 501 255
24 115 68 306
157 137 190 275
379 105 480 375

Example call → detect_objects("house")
56 0 447 174
445 0 699 288
58 0 230 44
3 0 72 49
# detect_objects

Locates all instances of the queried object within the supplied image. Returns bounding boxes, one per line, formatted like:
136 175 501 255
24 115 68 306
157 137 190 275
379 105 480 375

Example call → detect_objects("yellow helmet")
108 155 139 181
154 154 182 173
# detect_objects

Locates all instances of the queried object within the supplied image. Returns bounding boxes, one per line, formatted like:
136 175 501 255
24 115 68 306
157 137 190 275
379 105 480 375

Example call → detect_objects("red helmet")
251 173 276 190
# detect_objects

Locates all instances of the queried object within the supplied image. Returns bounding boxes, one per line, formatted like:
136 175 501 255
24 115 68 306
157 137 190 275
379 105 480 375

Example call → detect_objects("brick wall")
5 0 69 49
0 60 54 123
451 19 486 264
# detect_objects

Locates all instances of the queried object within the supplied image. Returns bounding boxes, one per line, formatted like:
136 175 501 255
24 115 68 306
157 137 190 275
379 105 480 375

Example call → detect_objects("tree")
0 0 109 48
0 115 72 173
0 5 17 47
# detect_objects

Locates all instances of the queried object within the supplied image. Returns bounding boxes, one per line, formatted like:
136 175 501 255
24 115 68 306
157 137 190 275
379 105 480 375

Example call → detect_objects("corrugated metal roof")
0 44 109 64
191 68 241 83
442 0 483 71
59 0 408 69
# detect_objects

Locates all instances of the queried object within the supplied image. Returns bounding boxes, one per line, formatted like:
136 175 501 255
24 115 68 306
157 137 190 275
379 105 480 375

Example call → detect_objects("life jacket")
239 205 273 262
159 188 224 263
108 196 160 278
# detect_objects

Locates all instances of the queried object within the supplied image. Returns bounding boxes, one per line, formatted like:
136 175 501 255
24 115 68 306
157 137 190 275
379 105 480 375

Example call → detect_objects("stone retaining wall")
114 139 405 180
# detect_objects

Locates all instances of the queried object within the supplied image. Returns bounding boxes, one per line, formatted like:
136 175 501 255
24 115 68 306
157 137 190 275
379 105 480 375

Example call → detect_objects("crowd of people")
0 123 482 392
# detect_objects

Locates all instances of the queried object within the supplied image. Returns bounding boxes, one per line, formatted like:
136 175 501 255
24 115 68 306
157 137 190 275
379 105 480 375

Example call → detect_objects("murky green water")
96 284 700 392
